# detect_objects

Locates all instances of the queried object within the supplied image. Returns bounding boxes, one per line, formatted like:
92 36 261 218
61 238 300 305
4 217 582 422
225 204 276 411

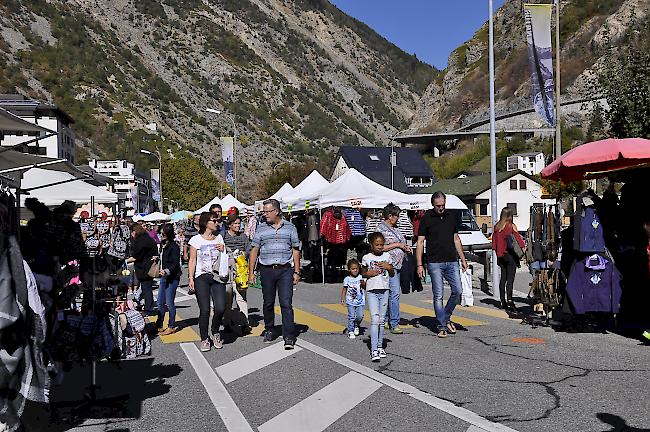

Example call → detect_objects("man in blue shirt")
248 199 301 349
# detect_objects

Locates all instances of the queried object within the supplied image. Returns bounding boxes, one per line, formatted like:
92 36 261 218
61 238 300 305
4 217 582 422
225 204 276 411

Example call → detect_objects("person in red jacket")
491 207 526 311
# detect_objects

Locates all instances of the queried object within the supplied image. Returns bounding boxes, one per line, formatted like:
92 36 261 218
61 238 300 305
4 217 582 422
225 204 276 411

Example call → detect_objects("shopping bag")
460 267 474 306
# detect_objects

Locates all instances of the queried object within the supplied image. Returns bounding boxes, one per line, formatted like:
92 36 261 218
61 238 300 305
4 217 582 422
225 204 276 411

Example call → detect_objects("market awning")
20 168 118 206
0 106 56 134
541 137 650 182
0 149 88 187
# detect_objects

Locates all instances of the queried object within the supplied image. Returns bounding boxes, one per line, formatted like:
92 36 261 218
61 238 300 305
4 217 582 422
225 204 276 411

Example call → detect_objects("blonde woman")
491 207 526 311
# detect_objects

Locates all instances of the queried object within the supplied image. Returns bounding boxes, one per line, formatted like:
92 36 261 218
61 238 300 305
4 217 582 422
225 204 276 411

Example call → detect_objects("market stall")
539 137 650 333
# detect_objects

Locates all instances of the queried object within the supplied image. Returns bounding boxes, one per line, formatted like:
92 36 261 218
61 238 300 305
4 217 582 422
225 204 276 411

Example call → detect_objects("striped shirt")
223 231 250 255
252 219 300 265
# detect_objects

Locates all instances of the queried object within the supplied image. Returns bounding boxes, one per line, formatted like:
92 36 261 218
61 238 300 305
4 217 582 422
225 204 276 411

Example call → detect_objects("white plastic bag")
460 267 474 306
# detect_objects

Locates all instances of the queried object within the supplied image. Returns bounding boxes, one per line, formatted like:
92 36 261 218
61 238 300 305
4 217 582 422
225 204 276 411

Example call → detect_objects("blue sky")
329 0 506 70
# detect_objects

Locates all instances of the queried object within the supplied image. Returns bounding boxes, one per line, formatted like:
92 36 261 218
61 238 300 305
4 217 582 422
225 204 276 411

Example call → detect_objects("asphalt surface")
30 267 650 432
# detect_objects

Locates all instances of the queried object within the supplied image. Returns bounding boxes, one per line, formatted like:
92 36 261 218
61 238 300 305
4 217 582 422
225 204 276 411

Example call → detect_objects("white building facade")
88 159 153 214
0 95 76 163
506 152 545 176
474 172 555 231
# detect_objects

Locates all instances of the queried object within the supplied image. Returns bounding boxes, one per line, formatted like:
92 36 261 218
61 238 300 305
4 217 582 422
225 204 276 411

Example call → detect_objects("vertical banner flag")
524 4 555 127
151 179 161 202
220 137 235 188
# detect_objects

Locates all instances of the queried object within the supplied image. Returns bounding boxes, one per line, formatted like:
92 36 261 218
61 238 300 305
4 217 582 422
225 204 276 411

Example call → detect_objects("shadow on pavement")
23 358 181 431
597 412 650 432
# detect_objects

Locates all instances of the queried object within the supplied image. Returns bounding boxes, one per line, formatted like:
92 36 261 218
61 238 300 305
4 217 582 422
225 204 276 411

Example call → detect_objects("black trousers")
140 279 154 313
497 253 517 303
194 274 226 340
260 267 295 339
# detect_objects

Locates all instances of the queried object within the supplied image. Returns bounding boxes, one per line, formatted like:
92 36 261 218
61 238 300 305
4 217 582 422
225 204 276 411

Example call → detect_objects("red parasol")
540 137 650 182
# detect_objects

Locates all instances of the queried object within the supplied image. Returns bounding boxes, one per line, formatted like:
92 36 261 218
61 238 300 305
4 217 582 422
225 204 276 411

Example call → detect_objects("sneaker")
212 333 223 349
284 338 295 350
353 326 360 336
383 322 390 330
200 339 211 352
390 326 404 334
370 350 380 362
348 331 356 339
377 348 387 358
263 330 274 343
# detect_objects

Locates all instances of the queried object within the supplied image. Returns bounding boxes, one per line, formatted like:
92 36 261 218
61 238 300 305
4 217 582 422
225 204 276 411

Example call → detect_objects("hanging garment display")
0 234 49 431
342 209 366 237
397 212 414 239
320 209 351 244
306 212 320 243
566 255 622 314
577 207 605 253
531 268 560 308
244 214 259 240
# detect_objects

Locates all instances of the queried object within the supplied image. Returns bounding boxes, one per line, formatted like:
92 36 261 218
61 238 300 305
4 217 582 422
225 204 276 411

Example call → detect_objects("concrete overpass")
396 97 606 147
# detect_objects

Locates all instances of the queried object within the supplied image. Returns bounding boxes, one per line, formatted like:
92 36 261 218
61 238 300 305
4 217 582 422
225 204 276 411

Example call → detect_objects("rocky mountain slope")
409 0 650 134
0 0 436 201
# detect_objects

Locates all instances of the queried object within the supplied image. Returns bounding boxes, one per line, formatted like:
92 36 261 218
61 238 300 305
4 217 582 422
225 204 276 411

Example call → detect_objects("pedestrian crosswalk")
181 339 521 432
151 298 514 344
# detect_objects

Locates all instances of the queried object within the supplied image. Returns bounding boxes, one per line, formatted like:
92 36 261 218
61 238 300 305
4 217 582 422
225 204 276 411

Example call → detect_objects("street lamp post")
141 148 163 212
488 0 499 296
206 108 238 199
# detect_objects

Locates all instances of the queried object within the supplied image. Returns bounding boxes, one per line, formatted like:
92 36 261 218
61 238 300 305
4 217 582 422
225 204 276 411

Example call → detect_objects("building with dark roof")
421 170 555 231
0 94 76 163
330 146 435 193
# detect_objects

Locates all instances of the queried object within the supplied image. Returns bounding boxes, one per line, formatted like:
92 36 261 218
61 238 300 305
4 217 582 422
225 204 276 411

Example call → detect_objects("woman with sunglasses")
188 212 227 351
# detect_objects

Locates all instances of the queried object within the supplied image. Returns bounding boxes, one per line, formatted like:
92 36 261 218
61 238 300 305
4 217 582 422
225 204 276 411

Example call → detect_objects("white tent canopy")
142 211 171 222
270 183 293 200
20 168 118 206
281 168 438 211
194 196 221 214
281 170 329 210
220 194 248 211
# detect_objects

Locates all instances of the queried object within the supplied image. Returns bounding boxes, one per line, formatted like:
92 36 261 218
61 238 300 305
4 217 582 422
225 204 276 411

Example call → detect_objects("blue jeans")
385 270 401 328
427 261 462 331
366 290 388 352
156 277 179 328
347 304 364 332
260 267 295 339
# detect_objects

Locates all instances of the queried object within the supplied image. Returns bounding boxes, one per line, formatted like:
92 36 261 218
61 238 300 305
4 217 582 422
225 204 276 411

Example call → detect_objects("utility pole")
554 0 562 159
488 0 499 295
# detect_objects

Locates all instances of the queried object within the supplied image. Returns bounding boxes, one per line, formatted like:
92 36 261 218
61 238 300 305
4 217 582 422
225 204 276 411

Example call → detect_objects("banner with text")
220 136 235 188
524 3 555 127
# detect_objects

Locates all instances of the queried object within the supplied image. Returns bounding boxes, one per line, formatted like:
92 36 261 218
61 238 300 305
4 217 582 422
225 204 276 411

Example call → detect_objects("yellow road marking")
248 323 265 337
318 304 415 329
420 300 515 320
399 303 486 327
147 313 201 343
274 306 344 333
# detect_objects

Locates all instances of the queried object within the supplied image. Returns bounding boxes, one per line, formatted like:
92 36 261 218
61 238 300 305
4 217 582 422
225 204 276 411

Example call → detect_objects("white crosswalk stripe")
258 371 381 432
215 342 303 384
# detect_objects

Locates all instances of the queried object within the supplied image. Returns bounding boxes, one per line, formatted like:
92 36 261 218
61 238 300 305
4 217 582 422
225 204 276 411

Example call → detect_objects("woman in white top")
188 212 227 352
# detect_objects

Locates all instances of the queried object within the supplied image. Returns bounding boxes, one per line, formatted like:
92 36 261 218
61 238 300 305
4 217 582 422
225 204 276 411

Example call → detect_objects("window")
507 203 518 216
369 155 379 161
509 180 518 190
479 203 488 216
529 156 535 163
519 180 527 190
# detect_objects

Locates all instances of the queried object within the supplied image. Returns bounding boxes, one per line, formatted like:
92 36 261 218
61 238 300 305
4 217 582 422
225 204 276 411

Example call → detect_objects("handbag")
147 259 160 278
507 234 525 260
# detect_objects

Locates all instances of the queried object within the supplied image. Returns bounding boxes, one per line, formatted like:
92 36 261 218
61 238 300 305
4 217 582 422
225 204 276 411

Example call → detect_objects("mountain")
0 0 436 201
408 0 650 134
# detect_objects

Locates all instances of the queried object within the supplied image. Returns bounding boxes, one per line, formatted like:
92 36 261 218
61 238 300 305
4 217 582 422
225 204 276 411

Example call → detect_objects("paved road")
35 270 650 432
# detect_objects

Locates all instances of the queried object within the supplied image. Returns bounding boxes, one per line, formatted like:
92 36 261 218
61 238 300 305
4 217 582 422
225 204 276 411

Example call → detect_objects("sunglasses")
209 218 219 222
262 209 276 214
